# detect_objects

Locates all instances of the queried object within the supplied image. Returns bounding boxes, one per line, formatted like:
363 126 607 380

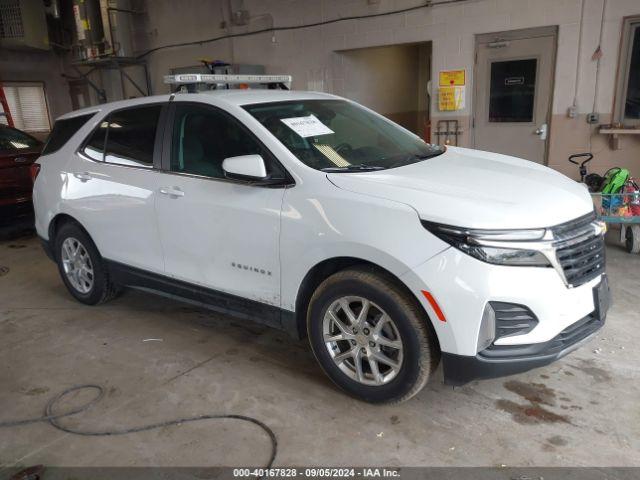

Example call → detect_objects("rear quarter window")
42 113 96 155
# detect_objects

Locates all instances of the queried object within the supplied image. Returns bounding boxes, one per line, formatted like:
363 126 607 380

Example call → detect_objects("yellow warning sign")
439 70 466 86
438 86 465 111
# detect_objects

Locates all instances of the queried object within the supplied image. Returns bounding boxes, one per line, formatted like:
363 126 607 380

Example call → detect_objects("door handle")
73 172 92 182
534 123 548 140
159 187 185 198
13 156 28 163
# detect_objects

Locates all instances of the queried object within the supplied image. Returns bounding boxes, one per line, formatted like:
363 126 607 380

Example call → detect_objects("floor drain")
0 266 9 277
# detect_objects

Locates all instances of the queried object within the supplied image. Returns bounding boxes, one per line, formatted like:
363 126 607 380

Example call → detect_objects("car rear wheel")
307 267 439 403
54 222 119 305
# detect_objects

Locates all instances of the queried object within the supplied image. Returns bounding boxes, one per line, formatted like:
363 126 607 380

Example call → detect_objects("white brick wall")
139 0 640 119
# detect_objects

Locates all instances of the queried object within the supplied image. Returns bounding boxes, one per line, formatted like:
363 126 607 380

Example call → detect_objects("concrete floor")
0 230 639 470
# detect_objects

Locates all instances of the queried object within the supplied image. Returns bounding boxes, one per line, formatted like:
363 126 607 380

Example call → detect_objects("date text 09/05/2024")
232 468 401 478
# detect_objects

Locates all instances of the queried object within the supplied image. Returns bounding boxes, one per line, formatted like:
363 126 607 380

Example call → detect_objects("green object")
601 168 630 194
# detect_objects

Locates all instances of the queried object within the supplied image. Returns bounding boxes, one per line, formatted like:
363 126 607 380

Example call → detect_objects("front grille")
552 213 605 287
551 212 596 240
490 302 538 340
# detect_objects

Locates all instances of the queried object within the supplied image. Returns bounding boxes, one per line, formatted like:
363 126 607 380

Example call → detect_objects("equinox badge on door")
231 262 272 276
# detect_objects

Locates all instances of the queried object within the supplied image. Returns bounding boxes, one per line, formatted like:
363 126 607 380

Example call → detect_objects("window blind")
3 82 51 132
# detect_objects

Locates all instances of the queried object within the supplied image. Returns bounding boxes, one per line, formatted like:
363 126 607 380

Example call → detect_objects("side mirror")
222 154 268 182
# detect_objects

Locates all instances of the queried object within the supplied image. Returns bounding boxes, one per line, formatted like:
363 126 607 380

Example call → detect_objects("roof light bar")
163 74 292 86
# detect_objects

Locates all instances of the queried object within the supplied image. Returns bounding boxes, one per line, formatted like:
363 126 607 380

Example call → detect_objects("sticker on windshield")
281 115 334 138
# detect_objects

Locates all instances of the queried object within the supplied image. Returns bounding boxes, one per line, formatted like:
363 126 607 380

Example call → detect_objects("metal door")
473 29 556 164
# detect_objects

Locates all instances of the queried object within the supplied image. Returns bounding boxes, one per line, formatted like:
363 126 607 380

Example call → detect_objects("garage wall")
132 0 640 177
0 49 72 135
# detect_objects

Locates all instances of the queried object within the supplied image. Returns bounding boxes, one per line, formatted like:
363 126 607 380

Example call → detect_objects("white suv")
32 88 609 403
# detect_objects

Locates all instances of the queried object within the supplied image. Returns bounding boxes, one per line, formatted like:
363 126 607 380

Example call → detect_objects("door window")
171 103 284 179
104 106 161 168
82 120 108 161
489 58 537 123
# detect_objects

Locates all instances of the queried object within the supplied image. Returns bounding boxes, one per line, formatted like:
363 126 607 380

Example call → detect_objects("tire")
307 267 439 404
54 222 119 305
626 225 640 254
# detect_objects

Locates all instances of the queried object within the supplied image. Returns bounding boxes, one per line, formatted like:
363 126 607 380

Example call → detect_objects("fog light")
477 303 496 352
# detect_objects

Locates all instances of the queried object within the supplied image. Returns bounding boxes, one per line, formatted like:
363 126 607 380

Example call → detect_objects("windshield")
244 99 444 171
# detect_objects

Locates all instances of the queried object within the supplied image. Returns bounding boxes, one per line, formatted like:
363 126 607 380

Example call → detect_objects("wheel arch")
48 213 94 254
292 256 441 353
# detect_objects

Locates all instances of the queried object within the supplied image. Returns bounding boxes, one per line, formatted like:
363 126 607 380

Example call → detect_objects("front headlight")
422 221 552 267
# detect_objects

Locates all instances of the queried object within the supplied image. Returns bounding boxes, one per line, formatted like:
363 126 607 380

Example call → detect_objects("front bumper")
400 239 610 384
402 246 605 354
442 306 605 385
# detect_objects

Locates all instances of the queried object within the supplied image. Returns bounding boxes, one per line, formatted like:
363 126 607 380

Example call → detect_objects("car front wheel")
307 267 439 403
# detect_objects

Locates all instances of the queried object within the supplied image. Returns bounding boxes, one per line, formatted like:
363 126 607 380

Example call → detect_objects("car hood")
327 146 593 229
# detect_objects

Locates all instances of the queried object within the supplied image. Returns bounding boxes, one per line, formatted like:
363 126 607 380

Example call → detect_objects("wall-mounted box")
0 0 50 51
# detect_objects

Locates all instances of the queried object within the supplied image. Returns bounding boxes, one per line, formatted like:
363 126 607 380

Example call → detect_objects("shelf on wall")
599 127 640 150
67 56 151 103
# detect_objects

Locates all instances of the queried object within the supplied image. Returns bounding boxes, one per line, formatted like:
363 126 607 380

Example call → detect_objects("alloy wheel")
322 296 404 386
61 237 94 294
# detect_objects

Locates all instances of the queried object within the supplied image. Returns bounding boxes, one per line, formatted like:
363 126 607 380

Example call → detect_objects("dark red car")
0 125 43 226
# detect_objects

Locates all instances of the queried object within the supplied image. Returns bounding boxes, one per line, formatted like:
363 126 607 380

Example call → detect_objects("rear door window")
82 120 108 161
104 106 161 168
42 113 95 155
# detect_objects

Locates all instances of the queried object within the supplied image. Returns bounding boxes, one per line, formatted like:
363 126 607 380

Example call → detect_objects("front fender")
280 183 448 312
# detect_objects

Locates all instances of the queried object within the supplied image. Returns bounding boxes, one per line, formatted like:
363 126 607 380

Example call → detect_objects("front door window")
170 103 285 179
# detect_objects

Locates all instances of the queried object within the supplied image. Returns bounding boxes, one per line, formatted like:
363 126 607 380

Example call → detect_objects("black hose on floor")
0 385 277 468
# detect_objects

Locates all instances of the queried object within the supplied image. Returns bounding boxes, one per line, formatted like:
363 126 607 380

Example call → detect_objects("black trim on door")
39 236 299 338
153 103 169 170
105 259 297 334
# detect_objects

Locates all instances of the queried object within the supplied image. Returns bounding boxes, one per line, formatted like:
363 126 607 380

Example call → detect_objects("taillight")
30 163 41 183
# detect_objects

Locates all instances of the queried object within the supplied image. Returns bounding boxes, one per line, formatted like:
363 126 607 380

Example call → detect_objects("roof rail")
164 74 292 90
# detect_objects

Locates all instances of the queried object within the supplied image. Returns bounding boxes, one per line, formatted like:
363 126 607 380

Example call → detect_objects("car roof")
180 89 341 106
56 94 173 120
56 90 342 121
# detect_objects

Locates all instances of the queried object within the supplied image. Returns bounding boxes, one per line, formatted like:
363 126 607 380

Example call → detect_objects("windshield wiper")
321 164 386 173
414 151 444 160
386 151 444 169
